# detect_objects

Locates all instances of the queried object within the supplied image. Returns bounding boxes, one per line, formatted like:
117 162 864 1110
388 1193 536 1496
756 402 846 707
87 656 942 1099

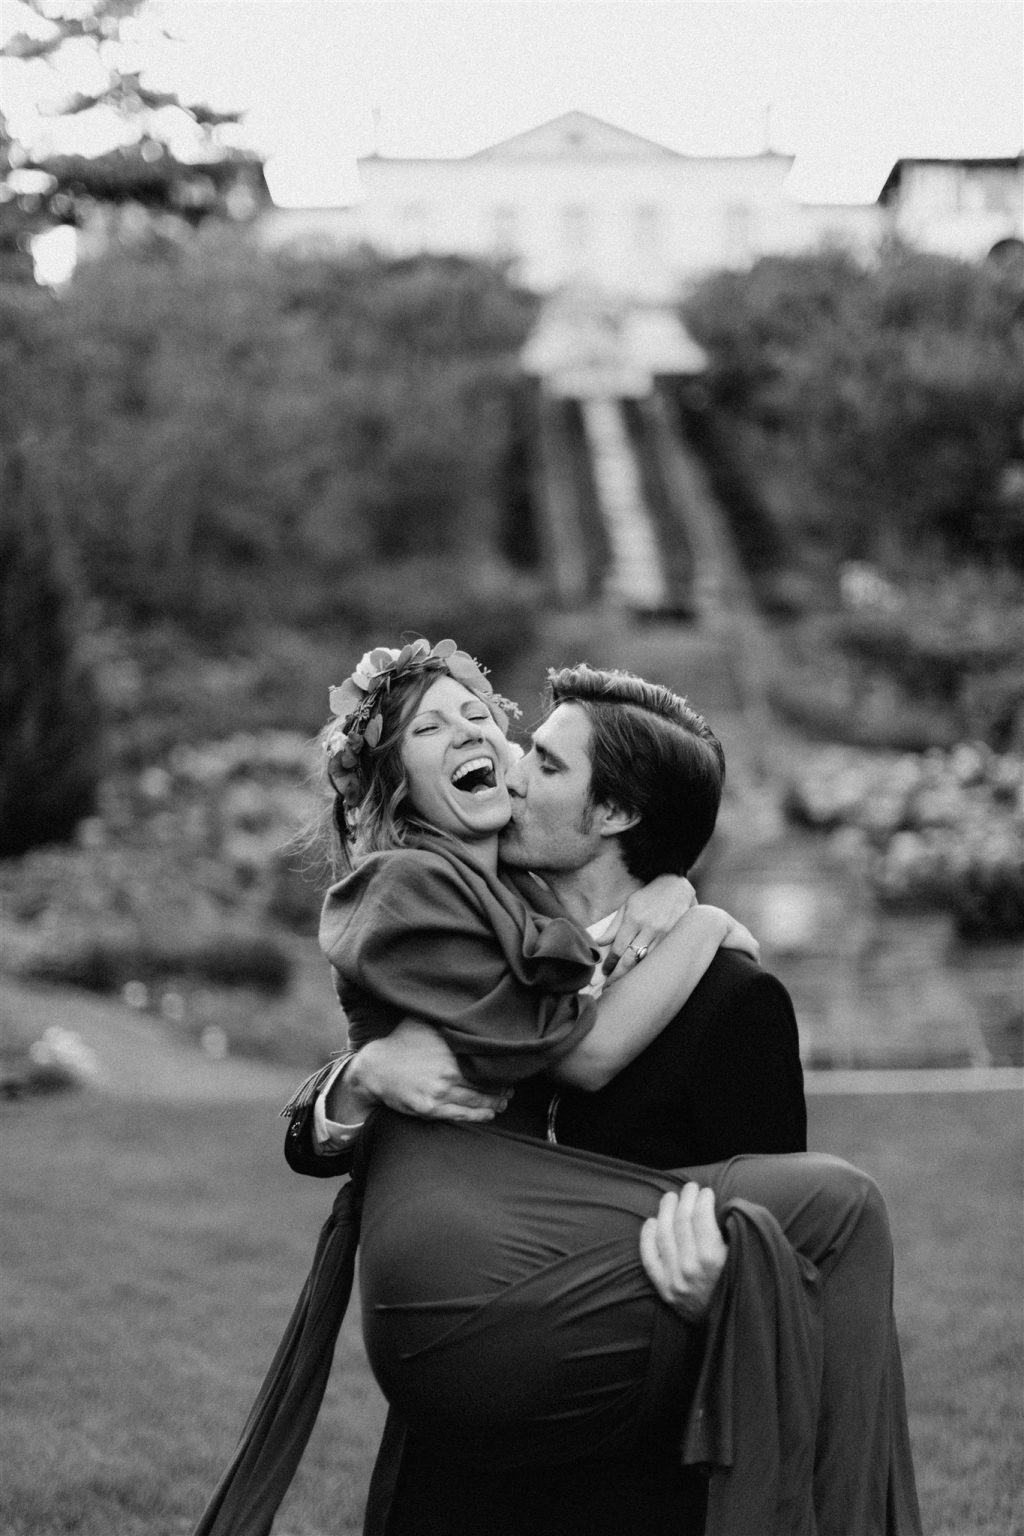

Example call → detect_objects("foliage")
682 244 1024 570
18 929 293 996
784 742 1024 938
1 0 256 275
0 239 541 647
0 727 322 944
772 564 1024 751
0 454 103 856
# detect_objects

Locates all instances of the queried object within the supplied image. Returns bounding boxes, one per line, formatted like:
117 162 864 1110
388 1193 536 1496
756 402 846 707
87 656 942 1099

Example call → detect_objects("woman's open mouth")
451 757 499 795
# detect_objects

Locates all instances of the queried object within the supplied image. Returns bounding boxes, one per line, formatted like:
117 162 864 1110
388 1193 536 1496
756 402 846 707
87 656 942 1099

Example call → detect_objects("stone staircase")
513 382 1009 1071
578 398 668 611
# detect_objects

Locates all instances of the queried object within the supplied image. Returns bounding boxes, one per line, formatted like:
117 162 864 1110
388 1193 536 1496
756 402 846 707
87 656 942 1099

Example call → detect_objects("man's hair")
544 663 725 881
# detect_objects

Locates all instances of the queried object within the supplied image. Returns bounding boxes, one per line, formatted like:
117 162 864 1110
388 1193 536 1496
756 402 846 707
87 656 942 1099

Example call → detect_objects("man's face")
499 702 603 873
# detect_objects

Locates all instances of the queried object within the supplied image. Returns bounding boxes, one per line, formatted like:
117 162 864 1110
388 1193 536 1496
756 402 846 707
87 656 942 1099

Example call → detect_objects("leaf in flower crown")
370 647 400 672
430 639 458 660
363 713 383 748
396 639 430 668
446 650 490 693
329 680 364 717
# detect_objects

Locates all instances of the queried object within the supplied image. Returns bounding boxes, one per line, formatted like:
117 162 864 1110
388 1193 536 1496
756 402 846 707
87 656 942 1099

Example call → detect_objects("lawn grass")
1 1086 1020 1536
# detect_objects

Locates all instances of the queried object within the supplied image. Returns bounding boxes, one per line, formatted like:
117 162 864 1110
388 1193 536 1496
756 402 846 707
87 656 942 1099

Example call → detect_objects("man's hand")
337 1019 509 1124
603 874 698 980
639 1184 728 1322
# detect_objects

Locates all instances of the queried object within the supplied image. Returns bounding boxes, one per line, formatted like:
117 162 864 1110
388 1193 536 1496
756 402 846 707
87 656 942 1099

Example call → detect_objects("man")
286 664 807 1535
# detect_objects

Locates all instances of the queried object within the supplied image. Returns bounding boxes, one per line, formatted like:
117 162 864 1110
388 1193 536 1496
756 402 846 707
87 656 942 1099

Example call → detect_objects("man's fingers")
641 1185 726 1321
430 1103 501 1123
652 1187 691 1288
437 1084 505 1109
639 1215 672 1303
691 1189 728 1266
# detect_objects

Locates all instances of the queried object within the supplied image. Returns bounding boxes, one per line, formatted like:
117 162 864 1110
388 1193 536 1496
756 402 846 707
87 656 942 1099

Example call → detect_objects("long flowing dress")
192 833 921 1536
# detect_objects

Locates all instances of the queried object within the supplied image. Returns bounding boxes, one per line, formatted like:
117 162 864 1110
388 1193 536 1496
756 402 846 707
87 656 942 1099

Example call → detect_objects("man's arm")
284 1022 507 1178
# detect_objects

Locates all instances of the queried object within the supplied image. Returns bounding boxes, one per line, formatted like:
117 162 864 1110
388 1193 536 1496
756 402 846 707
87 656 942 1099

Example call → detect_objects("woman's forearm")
553 906 729 1090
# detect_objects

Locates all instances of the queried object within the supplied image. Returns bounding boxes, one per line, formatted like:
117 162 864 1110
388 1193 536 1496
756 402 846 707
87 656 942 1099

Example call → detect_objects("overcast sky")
4 1 1022 204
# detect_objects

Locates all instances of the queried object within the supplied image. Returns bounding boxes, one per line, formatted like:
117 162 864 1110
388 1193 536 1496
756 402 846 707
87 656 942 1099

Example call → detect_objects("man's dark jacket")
285 948 807 1536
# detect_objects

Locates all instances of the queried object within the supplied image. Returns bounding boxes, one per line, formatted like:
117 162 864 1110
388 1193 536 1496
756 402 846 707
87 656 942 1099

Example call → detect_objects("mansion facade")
261 112 1024 301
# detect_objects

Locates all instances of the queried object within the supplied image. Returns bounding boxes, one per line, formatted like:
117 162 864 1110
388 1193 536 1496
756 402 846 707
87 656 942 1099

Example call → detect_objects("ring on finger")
633 944 649 962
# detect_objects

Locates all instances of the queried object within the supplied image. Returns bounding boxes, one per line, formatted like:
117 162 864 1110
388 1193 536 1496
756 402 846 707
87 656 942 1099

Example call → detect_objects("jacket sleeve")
281 1056 360 1179
284 1096 359 1179
689 968 807 1160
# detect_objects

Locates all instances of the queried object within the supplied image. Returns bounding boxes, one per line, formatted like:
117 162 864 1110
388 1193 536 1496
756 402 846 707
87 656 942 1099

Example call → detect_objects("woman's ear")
596 800 641 839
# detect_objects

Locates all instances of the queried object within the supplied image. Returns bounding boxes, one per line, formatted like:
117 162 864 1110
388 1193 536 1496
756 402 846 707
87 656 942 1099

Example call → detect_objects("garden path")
1 977 295 1101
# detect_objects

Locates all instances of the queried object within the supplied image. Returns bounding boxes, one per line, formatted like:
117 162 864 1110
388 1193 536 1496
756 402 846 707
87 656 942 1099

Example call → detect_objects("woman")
194 639 920 1536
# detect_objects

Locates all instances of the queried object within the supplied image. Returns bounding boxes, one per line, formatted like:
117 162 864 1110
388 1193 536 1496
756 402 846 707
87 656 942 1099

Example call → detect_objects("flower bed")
783 743 1024 938
0 731 335 1062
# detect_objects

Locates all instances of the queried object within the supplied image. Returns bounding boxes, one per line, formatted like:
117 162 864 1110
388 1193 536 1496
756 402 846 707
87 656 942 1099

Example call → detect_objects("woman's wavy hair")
544 664 725 881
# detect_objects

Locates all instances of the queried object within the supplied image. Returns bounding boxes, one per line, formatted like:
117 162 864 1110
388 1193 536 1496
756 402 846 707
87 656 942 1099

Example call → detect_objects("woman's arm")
552 905 742 1091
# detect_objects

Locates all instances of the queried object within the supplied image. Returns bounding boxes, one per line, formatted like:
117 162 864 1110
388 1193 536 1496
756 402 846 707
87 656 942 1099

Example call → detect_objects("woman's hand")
640 1184 728 1322
710 908 760 964
603 874 698 981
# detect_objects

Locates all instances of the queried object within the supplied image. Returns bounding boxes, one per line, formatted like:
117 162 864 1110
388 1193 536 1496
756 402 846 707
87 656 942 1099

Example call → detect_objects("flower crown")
324 638 521 809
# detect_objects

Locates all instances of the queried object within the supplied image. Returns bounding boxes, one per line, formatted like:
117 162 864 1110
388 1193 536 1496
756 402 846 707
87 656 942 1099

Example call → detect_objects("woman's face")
400 674 512 844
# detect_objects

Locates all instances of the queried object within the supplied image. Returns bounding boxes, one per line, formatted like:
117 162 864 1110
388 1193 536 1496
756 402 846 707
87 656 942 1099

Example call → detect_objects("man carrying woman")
193 642 921 1536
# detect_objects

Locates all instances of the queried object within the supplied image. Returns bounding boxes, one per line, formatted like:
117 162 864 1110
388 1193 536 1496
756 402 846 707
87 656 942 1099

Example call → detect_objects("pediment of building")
472 110 679 161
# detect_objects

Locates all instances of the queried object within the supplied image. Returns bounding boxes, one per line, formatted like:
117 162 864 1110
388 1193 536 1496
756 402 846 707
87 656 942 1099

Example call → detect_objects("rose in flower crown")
324 638 520 810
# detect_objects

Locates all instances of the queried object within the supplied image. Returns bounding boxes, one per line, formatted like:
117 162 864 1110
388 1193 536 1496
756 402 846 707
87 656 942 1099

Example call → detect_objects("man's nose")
505 755 526 797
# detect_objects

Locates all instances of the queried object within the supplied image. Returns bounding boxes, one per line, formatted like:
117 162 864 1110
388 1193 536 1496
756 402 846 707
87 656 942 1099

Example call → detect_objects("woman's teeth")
451 758 498 794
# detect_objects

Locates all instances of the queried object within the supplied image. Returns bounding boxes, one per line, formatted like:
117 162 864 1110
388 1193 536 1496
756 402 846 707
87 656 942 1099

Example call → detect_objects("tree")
1 0 265 279
0 450 103 857
683 245 1024 569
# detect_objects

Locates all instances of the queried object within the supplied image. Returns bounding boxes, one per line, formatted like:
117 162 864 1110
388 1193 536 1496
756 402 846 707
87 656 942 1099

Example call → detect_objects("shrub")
783 743 1024 939
0 456 103 856
0 238 540 645
19 929 293 996
683 245 1024 570
773 567 1024 751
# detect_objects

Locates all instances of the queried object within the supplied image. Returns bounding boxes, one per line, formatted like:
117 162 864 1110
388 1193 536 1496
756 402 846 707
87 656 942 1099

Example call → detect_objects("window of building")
401 203 430 249
562 205 591 253
492 204 519 254
724 202 753 261
633 204 662 252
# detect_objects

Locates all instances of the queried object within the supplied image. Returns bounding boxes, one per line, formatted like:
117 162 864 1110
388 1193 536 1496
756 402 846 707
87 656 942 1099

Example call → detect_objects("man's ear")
595 800 641 839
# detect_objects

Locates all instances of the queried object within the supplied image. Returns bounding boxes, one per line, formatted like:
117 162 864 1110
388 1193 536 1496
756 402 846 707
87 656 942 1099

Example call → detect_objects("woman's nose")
453 717 484 743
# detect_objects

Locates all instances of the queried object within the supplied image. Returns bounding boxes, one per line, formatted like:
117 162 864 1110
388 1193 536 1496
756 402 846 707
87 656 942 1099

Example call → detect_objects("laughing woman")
192 639 920 1536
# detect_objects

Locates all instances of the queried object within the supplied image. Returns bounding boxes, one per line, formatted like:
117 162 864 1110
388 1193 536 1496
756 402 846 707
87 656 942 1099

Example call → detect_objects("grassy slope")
1 1089 1020 1536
